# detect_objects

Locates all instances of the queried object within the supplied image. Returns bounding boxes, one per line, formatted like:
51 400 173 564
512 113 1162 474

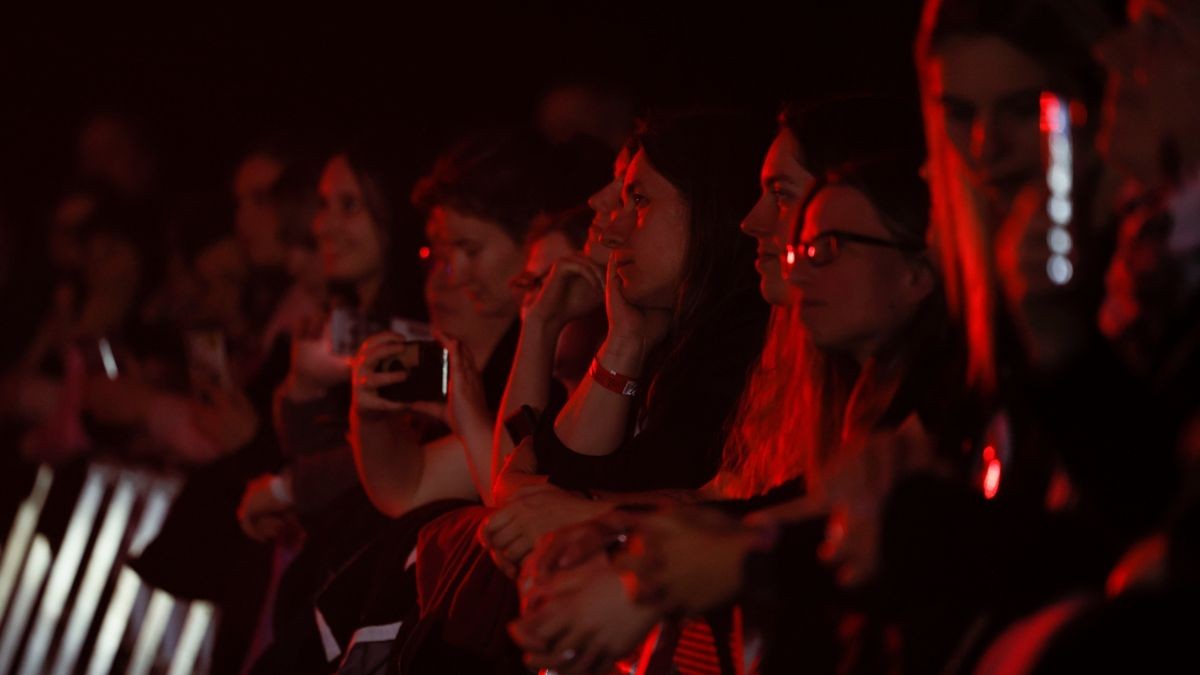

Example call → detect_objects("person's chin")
473 297 518 320
762 280 795 308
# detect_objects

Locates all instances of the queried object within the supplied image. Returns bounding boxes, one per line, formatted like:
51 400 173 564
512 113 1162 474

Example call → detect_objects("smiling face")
608 149 690 310
787 185 933 362
312 154 386 285
929 35 1051 218
424 206 524 319
741 129 815 307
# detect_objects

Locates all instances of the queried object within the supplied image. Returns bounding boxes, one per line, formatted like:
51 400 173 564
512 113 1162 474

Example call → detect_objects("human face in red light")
787 185 933 363
424 206 524 319
1097 0 1200 187
930 36 1051 219
233 153 287 269
514 230 575 309
609 149 689 310
742 129 814 307
584 146 634 266
313 154 385 286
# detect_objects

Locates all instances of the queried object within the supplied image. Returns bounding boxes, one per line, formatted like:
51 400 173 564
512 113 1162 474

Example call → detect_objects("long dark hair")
334 137 429 323
634 109 773 424
786 152 943 488
718 95 926 497
915 0 1118 393
411 128 609 246
781 93 926 178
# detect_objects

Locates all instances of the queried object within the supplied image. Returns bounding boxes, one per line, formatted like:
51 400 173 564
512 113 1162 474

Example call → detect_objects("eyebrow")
995 88 1044 106
762 174 795 188
936 94 975 110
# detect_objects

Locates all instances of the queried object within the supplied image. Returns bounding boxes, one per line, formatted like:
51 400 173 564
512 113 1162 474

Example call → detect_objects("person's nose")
969 110 1001 164
741 195 775 240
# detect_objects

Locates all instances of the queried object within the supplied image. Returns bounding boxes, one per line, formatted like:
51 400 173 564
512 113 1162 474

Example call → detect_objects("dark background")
0 3 926 225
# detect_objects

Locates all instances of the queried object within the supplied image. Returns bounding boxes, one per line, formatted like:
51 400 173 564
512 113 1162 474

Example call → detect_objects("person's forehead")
806 185 879 231
932 36 1050 98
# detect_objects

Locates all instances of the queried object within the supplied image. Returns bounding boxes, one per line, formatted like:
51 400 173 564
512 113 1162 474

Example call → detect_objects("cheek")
485 244 524 285
350 218 385 263
1009 122 1043 166
945 120 974 163
656 209 691 280
859 264 915 324
773 206 798 241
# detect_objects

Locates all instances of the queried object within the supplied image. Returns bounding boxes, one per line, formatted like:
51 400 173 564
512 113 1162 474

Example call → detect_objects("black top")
533 294 769 493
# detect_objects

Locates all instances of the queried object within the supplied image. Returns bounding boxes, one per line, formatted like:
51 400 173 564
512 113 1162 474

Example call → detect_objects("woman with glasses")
512 137 963 675
719 94 925 501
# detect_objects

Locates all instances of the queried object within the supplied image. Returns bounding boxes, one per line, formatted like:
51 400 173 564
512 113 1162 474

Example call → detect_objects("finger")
554 258 605 294
605 256 629 310
512 483 558 499
356 370 410 390
566 638 609 675
508 616 549 653
502 536 535 566
498 556 520 579
487 520 526 553
546 625 597 673
511 605 570 654
574 257 607 293
354 392 408 413
406 401 448 419
359 331 406 351
360 342 409 367
482 506 519 536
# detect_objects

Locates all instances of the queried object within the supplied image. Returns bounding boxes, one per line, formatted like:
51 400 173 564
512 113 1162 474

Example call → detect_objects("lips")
754 257 778 274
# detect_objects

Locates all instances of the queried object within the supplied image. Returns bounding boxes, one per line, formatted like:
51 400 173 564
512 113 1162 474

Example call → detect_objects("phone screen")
376 341 449 403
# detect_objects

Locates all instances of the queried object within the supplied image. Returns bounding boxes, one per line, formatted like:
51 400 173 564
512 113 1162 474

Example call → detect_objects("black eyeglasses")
784 230 924 273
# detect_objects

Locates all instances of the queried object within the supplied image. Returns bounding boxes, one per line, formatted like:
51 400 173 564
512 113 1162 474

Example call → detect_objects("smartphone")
376 341 449 403
1039 92 1075 286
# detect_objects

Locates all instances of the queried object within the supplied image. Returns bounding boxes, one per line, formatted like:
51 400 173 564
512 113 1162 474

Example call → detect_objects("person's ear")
905 254 936 304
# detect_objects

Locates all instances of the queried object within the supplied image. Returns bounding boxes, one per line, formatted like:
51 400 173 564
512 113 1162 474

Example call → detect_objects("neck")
356 274 382 313
461 313 515 366
851 338 883 368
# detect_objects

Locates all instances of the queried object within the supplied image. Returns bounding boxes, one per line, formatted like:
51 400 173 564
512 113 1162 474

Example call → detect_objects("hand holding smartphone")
375 340 449 403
